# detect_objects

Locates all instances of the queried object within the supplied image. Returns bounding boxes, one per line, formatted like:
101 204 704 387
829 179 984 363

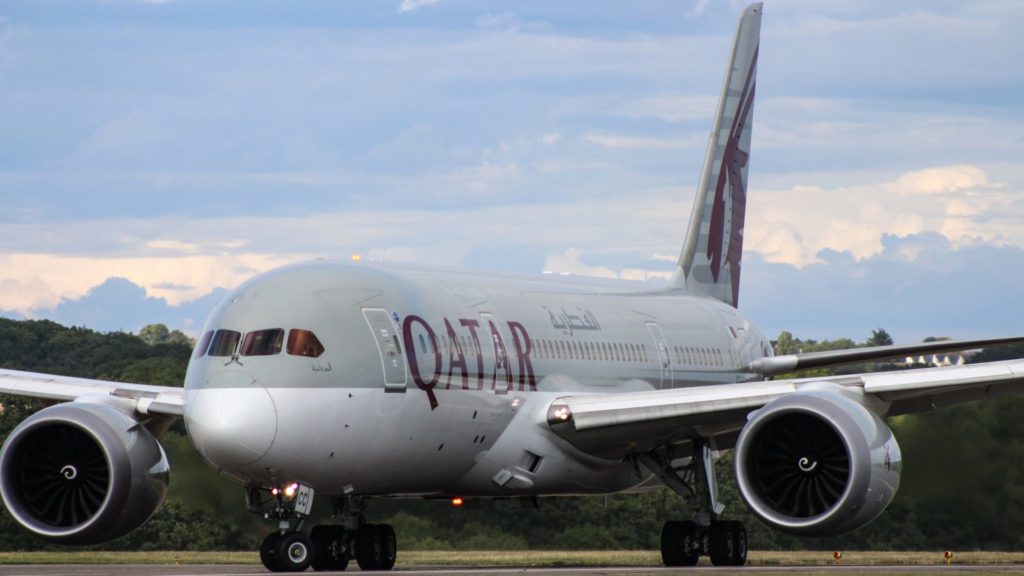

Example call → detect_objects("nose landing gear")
250 487 397 572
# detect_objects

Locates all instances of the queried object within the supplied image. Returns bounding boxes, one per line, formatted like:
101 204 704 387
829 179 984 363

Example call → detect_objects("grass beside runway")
0 550 1021 566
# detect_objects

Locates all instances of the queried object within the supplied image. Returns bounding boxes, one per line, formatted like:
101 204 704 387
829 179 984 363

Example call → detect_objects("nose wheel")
251 488 398 572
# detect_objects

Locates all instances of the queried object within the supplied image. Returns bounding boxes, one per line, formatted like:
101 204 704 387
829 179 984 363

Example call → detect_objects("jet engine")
733 383 901 536
0 402 169 545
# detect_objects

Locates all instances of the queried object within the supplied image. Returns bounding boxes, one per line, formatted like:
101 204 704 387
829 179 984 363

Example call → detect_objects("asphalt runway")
0 566 1022 576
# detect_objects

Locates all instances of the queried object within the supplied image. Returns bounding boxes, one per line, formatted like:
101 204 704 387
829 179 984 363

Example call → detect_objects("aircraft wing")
0 368 184 417
746 336 1024 376
546 359 1024 459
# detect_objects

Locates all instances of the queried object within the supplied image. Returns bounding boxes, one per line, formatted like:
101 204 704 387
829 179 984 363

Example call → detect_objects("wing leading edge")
0 368 184 417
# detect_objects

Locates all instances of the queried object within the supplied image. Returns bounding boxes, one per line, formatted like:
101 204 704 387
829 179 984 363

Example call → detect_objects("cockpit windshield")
241 329 285 356
287 329 325 358
198 327 324 358
208 329 241 356
194 330 214 358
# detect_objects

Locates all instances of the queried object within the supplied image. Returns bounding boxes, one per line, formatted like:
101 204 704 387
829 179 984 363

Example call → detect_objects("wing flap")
547 380 794 459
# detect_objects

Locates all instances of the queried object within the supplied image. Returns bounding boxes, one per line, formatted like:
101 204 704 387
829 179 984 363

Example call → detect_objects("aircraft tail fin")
672 3 761 308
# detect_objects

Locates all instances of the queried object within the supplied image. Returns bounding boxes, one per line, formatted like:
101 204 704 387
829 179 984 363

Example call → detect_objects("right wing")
0 368 184 417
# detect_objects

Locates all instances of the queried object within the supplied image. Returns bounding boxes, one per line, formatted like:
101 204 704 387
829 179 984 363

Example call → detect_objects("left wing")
547 359 1024 459
0 368 184 417
746 336 1024 376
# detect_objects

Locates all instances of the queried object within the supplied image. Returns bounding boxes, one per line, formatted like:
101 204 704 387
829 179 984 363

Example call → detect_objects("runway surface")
0 566 1021 576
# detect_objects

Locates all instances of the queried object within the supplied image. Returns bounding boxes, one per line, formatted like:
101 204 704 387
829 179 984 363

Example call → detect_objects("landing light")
451 497 464 507
351 254 363 262
284 483 299 498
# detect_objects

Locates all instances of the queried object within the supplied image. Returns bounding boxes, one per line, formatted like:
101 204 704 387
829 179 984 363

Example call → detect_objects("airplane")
2 2 1024 572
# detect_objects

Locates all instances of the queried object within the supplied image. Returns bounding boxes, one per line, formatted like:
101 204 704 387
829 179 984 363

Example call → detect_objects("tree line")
0 318 1023 551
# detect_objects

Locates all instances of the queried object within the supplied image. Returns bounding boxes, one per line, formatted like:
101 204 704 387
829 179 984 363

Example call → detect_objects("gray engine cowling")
734 384 901 536
0 402 169 545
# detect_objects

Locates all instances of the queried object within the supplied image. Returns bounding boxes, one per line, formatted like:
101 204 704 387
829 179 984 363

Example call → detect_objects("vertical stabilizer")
673 3 761 308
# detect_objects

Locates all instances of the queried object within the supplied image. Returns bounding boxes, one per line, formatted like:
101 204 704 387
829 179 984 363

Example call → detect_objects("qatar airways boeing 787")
1 3 1023 572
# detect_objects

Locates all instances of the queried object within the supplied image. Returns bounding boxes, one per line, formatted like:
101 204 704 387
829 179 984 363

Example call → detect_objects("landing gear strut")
249 487 397 572
639 439 748 567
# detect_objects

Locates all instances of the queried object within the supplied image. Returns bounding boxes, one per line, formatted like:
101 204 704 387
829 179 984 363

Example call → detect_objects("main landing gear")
249 486 397 572
638 439 748 567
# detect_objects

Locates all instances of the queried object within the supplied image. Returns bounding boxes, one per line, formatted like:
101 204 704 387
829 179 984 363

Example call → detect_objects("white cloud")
543 248 617 278
541 133 562 146
399 0 441 14
745 164 1017 267
688 0 711 18
887 165 988 196
620 95 718 123
582 131 695 150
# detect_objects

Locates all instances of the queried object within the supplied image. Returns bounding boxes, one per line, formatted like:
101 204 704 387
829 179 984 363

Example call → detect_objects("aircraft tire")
728 521 748 566
660 520 699 567
311 525 349 571
275 531 314 572
260 532 282 572
376 523 397 570
709 521 747 566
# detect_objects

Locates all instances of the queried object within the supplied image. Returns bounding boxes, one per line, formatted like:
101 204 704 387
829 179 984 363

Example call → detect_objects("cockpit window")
208 329 241 357
241 329 285 356
194 330 214 358
287 329 325 358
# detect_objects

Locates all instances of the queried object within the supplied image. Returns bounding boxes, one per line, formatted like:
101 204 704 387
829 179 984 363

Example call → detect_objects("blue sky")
0 0 1022 341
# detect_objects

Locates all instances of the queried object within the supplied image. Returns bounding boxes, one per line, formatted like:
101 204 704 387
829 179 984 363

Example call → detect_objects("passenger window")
194 330 214 358
287 329 325 358
241 329 284 356
208 329 241 356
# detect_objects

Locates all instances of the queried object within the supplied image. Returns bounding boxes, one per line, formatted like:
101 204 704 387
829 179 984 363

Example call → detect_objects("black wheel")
375 523 397 571
261 532 282 572
660 520 699 567
311 525 349 571
712 520 737 565
355 523 379 570
729 521 748 566
357 522 397 571
275 531 313 572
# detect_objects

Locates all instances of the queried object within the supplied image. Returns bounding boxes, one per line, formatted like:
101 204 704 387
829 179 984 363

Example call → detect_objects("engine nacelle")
0 402 169 545
734 384 901 536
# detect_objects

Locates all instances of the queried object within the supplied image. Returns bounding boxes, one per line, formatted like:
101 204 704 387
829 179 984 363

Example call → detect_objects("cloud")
887 165 989 196
41 277 226 334
688 0 711 18
582 131 696 150
399 0 441 14
620 95 718 123
742 232 1024 342
745 164 1017 267
541 133 562 146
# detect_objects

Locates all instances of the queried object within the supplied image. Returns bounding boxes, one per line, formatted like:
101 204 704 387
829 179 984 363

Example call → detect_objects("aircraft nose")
184 371 278 469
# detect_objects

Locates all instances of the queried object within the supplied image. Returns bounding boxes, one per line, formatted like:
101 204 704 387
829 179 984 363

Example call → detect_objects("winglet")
673 3 761 308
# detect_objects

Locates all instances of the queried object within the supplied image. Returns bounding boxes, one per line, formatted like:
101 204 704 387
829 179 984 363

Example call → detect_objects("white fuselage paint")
183 260 773 499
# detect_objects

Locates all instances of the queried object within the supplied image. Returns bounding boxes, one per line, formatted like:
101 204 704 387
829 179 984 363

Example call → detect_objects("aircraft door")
479 312 514 394
645 321 674 389
362 308 408 393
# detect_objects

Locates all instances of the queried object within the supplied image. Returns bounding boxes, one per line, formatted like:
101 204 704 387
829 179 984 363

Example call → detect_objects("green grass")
0 549 1021 566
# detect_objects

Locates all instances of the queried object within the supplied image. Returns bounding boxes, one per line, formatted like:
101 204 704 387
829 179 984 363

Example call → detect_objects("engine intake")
0 402 169 545
734 384 901 536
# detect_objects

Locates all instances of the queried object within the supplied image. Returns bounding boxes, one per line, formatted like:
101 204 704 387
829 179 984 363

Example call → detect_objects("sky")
0 0 1022 342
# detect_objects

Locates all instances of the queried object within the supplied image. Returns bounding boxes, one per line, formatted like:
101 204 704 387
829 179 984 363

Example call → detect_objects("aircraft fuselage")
183 260 772 498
